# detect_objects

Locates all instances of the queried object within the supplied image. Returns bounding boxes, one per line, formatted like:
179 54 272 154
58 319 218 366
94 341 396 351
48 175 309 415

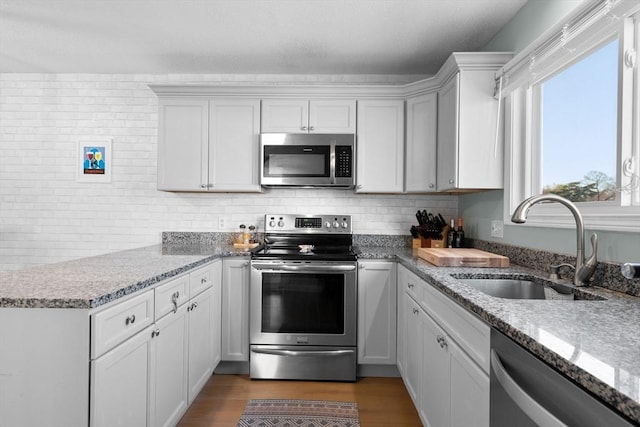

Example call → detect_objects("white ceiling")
0 0 529 76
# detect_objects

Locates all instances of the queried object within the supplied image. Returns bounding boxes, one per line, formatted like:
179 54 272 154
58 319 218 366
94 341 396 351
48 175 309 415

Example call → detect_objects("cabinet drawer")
155 274 190 320
91 290 154 358
421 282 490 373
189 263 214 297
403 268 423 302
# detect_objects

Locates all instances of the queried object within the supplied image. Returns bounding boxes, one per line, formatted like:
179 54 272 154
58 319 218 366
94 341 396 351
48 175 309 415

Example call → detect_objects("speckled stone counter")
359 245 640 425
2 241 640 423
0 244 250 309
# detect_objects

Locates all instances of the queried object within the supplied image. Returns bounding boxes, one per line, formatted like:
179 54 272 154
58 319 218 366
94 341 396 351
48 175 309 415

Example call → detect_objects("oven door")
250 261 357 347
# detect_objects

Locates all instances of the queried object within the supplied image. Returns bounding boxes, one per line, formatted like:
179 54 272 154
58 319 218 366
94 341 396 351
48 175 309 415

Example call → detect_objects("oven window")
263 146 330 177
261 273 345 334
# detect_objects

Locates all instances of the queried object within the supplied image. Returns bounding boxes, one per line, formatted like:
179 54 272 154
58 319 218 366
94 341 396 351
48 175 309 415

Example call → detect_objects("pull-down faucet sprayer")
511 194 598 287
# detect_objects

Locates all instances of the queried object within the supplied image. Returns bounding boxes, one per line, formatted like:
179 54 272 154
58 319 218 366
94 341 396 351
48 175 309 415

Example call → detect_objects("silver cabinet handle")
301 126 308 131
436 335 448 349
151 328 160 338
412 308 419 315
200 184 207 188
408 283 414 289
449 178 455 184
308 126 315 131
201 277 207 284
171 291 180 313
490 350 567 427
125 314 136 325
429 183 435 188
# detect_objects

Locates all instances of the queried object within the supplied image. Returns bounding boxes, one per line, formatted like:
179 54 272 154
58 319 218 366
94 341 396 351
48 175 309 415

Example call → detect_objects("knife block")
412 226 449 248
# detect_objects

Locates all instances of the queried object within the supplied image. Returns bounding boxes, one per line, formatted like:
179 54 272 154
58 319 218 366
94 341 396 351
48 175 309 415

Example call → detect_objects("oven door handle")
251 348 355 357
251 262 357 272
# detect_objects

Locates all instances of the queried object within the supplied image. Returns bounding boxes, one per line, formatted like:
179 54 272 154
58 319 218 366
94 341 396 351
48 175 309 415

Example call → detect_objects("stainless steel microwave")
260 133 355 188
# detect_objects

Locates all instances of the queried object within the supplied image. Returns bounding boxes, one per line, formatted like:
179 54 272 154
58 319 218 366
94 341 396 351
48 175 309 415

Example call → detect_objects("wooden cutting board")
417 248 509 267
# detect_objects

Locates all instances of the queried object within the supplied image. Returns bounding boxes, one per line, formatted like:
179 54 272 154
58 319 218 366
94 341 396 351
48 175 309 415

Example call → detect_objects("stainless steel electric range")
249 213 357 381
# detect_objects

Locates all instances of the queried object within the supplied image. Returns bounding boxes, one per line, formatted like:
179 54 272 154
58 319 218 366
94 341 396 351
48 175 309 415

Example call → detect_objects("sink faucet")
511 194 598 287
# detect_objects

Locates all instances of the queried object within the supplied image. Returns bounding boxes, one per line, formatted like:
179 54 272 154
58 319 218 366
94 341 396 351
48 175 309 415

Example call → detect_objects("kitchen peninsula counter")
0 244 250 309
1 243 639 424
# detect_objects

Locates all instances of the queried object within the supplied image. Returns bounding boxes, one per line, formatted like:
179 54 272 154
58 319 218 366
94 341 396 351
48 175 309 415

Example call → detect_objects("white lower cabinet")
221 257 251 361
397 265 489 427
357 261 397 365
90 260 222 427
150 304 189 427
91 323 153 427
404 295 422 406
188 284 219 403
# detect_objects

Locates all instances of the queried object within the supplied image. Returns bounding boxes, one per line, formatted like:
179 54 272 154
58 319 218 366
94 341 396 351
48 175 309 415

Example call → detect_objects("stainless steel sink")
456 278 568 300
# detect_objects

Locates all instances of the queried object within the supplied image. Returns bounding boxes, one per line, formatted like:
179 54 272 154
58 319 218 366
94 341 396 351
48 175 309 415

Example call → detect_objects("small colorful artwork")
83 146 106 175
77 139 112 183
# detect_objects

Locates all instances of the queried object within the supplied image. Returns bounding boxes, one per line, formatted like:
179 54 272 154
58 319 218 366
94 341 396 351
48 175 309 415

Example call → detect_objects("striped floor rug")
237 399 360 427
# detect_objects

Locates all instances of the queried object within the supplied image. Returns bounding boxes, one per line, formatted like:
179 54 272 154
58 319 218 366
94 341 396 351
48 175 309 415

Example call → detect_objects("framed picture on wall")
76 139 112 183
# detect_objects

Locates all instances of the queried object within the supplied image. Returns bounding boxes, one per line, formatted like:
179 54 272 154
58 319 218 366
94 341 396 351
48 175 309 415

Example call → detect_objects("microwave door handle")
330 143 336 185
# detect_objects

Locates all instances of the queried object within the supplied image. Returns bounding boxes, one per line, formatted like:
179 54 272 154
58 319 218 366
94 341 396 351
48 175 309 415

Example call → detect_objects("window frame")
503 8 640 233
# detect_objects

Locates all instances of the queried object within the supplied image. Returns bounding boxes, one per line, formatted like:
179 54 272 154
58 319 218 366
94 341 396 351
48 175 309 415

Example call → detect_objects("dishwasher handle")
491 349 568 427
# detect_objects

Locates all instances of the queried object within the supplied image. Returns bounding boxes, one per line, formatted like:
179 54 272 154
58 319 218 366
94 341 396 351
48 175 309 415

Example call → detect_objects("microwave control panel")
335 145 353 177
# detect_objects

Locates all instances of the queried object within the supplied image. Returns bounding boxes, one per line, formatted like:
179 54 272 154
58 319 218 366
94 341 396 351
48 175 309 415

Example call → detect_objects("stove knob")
325 221 332 229
277 220 285 227
333 221 339 228
341 221 349 228
269 220 276 228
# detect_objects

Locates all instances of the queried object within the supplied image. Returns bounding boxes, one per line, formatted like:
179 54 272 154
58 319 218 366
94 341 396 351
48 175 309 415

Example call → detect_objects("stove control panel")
265 214 352 233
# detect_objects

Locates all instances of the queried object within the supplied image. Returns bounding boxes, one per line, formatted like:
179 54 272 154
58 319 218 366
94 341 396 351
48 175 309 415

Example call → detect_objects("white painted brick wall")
0 73 457 271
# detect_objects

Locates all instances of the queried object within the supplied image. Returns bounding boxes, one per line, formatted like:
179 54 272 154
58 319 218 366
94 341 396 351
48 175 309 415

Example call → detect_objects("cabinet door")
357 261 397 365
396 266 407 375
91 326 152 427
209 99 261 192
157 98 209 191
210 260 223 368
405 93 438 192
421 312 450 427
404 295 422 408
309 100 356 133
449 340 490 427
187 287 215 404
221 258 250 361
356 100 404 193
436 73 460 192
261 99 309 133
150 305 189 427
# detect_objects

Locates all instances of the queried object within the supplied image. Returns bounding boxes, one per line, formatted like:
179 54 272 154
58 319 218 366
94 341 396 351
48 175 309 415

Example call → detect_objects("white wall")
0 73 456 271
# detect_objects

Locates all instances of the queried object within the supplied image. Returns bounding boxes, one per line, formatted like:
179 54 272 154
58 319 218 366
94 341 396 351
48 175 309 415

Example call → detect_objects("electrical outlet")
218 217 227 230
490 220 504 238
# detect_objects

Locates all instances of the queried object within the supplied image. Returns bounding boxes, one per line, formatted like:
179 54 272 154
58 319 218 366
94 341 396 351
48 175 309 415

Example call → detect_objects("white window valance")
495 0 640 94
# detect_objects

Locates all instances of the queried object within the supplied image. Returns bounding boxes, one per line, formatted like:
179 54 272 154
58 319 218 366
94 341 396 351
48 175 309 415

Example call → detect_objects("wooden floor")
177 374 422 426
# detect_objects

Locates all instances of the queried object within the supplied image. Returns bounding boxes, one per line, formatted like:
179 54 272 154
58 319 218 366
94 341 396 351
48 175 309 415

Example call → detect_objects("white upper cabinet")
405 92 438 193
356 100 404 193
209 99 261 192
436 53 510 192
157 98 209 192
157 97 261 192
261 99 356 133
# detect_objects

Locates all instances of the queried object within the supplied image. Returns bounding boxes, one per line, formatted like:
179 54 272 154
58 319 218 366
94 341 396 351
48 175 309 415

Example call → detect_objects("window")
502 1 640 232
539 39 619 203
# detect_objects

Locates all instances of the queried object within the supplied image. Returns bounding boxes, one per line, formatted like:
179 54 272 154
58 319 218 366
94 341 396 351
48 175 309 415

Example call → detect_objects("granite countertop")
358 246 640 425
0 244 251 309
1 243 639 423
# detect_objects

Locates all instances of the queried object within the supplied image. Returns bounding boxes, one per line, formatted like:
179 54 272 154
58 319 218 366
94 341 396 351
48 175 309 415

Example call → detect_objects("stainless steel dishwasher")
490 329 634 427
